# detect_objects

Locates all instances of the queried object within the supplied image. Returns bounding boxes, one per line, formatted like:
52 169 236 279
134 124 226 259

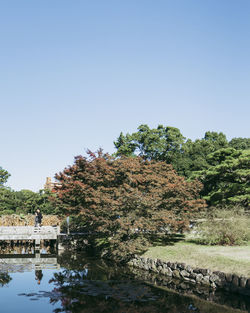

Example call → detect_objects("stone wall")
128 256 250 296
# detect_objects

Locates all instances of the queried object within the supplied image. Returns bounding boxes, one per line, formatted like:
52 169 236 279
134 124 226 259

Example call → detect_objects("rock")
170 262 177 270
209 273 220 283
201 276 210 285
246 279 250 289
225 273 233 283
186 265 193 273
180 282 188 289
178 263 186 270
232 275 239 287
190 272 197 280
180 270 190 278
200 268 211 276
183 277 191 281
162 267 173 277
239 276 247 288
151 263 157 272
193 268 201 274
196 274 203 283
213 271 226 281
211 282 217 289
173 270 181 279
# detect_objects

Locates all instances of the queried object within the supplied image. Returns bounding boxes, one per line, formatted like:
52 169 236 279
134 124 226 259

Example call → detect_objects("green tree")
0 167 10 186
0 187 17 214
114 124 185 170
229 137 250 150
114 126 229 179
178 131 229 177
191 148 250 208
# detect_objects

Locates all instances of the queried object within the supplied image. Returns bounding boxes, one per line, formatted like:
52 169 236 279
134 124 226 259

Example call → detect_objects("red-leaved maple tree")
54 150 206 260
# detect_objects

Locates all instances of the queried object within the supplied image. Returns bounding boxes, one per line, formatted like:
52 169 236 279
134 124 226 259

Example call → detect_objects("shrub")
196 209 250 245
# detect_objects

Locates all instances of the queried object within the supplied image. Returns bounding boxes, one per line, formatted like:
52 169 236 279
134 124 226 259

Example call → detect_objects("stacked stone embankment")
128 256 250 296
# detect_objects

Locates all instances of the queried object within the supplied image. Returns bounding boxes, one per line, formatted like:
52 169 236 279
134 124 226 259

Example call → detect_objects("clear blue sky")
1 0 249 191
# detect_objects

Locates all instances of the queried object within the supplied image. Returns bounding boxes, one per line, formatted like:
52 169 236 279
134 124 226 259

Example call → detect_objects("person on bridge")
35 209 43 227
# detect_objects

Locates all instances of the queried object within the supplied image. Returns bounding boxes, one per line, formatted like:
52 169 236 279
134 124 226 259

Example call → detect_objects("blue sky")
1 0 249 191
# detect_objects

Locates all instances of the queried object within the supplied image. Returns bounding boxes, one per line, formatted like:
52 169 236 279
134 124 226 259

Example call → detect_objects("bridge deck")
0 254 59 271
0 226 60 241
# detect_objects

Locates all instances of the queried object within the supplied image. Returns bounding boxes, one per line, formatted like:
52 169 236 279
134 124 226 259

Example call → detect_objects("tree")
0 187 58 215
229 137 250 150
191 148 250 208
54 150 206 260
0 187 17 214
0 167 10 186
113 125 230 179
114 124 186 172
178 131 229 177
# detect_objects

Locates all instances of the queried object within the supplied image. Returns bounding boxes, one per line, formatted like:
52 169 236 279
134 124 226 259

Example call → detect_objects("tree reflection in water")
20 253 246 313
20 267 204 313
0 272 12 287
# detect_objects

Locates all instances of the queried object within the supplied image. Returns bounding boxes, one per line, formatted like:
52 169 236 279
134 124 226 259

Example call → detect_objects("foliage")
114 125 230 178
0 187 58 215
0 272 12 287
114 124 185 167
113 125 250 208
178 131 229 177
229 137 250 150
54 150 206 260
195 209 250 245
191 148 250 208
0 167 10 186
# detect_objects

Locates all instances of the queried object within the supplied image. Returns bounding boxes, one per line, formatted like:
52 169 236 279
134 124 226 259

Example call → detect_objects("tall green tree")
114 124 185 171
114 125 229 179
178 131 229 177
191 148 250 208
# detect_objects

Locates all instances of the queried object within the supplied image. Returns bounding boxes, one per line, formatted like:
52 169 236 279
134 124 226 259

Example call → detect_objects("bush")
196 209 250 245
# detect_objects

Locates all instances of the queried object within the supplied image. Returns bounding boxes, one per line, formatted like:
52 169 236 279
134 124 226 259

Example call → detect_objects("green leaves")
193 149 250 208
0 167 10 186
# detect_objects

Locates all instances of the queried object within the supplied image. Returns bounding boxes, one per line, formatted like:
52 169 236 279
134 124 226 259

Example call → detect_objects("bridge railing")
0 226 60 235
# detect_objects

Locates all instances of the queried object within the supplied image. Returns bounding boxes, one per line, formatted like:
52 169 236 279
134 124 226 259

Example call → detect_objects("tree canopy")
114 124 249 209
54 150 206 259
191 148 250 208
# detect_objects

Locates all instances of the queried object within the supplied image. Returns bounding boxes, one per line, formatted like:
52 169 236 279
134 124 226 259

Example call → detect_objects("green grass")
143 241 250 277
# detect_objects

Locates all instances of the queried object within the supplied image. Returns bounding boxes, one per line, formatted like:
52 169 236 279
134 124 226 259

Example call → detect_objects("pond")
0 250 249 313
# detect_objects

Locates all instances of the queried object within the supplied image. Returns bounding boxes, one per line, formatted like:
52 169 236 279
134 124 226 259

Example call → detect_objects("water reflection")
0 251 249 313
35 270 43 284
0 272 12 286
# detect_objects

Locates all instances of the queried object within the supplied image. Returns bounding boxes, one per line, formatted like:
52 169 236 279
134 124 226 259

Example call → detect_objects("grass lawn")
143 241 250 277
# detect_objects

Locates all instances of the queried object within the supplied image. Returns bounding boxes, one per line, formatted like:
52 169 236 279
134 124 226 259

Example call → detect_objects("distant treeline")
0 186 57 215
0 124 249 214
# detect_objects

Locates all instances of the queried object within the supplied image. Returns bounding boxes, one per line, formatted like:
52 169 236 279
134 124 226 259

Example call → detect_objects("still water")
0 250 249 313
